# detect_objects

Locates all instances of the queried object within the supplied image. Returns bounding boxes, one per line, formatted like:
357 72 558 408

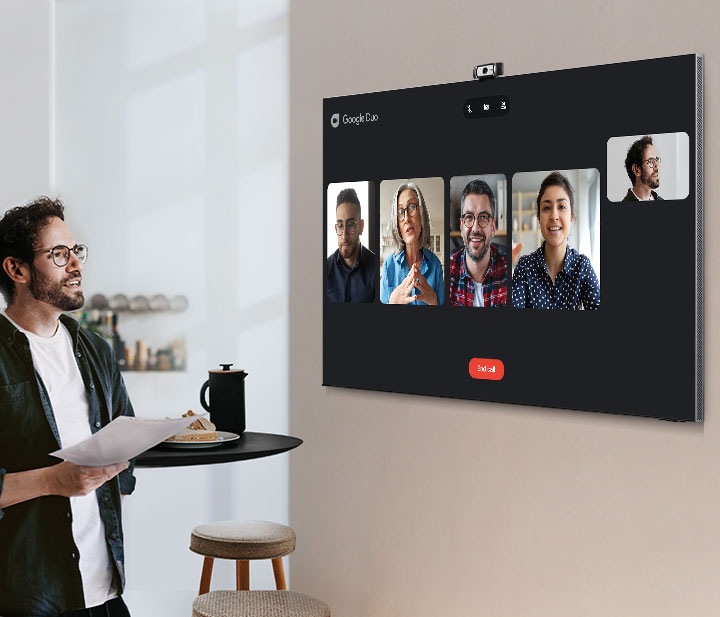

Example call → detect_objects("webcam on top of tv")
473 62 504 80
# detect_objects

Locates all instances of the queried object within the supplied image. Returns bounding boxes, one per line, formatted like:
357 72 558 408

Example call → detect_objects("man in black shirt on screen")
327 187 375 303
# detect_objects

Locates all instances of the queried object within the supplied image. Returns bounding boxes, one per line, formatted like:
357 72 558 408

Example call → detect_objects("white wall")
53 1 289 615
289 2 720 617
0 0 53 207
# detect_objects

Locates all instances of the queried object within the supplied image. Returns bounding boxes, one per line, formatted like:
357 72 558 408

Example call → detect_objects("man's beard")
339 239 360 261
29 264 84 311
466 235 489 262
641 167 660 190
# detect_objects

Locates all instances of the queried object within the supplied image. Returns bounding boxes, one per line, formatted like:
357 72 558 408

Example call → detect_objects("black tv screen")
323 54 703 422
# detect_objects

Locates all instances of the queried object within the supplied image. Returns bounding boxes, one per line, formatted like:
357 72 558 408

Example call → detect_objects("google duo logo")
330 113 339 128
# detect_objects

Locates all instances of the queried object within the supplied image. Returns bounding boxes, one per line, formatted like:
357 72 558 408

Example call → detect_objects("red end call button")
468 358 505 381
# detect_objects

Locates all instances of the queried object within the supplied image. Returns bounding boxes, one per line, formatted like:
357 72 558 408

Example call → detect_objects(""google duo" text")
342 112 380 126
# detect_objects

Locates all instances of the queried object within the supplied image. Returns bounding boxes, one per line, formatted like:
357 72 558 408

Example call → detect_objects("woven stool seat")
191 520 296 560
192 590 330 617
190 520 296 594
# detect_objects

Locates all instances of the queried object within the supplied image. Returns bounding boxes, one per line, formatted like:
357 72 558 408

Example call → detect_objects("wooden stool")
192 590 330 617
190 520 296 594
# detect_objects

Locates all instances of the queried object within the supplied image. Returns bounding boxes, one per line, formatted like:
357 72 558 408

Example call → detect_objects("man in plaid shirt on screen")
448 179 508 307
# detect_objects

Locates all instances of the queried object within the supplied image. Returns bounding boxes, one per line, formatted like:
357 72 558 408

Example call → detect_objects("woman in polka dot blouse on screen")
511 171 600 310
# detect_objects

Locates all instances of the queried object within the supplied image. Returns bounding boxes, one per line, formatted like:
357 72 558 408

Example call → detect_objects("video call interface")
323 54 703 422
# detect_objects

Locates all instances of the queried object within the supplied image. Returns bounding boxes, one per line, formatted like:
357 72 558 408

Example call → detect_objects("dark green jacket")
622 188 664 201
0 313 136 616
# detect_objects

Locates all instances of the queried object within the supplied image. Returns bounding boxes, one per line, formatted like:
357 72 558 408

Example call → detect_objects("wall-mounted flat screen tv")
323 54 703 422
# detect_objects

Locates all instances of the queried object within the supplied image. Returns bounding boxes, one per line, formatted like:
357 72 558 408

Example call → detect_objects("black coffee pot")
200 363 248 434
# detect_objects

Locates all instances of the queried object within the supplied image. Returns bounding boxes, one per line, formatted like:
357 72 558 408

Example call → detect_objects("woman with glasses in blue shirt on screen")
381 182 444 305
511 171 600 310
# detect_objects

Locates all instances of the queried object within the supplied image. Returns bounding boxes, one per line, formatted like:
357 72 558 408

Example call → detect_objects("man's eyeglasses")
643 157 661 168
461 212 493 228
33 244 88 267
397 203 419 222
335 220 360 235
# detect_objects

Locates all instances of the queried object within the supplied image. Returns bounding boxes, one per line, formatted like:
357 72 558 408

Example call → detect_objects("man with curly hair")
0 196 136 617
622 135 664 201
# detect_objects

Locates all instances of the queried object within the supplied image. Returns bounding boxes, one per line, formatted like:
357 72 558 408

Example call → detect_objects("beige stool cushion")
192 590 330 617
190 520 296 560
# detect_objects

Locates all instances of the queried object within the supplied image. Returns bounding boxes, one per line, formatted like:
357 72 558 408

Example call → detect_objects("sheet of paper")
50 415 202 466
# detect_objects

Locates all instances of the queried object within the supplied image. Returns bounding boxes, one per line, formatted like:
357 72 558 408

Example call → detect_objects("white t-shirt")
5 314 115 608
631 189 656 201
473 281 485 307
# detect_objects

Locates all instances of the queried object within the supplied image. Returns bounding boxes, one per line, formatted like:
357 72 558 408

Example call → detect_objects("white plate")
161 431 240 449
